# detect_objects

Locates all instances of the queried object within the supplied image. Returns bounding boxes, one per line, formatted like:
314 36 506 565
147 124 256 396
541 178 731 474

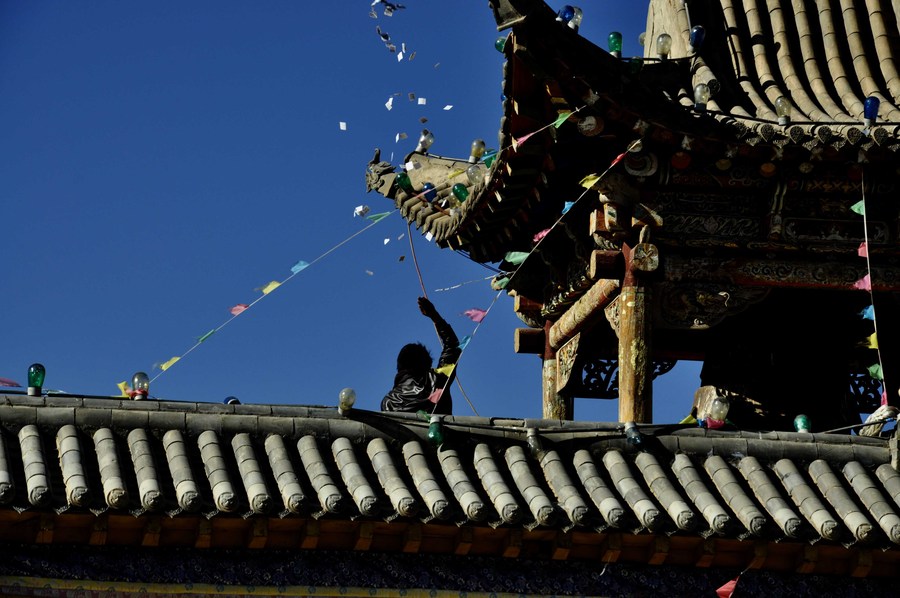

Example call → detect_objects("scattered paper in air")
425 232 434 242
339 121 347 131
384 238 390 245
405 161 421 170
419 117 428 124
365 270 374 276
408 92 416 101
409 52 416 60
395 132 407 143
397 52 404 62
354 205 371 217
417 97 426 105
385 97 393 110
443 105 453 111
397 233 405 240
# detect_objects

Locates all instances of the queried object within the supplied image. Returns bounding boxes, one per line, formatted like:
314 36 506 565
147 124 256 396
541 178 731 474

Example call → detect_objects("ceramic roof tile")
1 395 898 550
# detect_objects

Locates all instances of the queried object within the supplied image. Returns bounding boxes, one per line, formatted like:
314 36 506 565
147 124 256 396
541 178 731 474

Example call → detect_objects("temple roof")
366 0 900 263
2 394 900 573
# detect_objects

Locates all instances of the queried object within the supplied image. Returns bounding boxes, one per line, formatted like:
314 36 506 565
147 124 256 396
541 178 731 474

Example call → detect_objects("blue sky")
1 1 701 421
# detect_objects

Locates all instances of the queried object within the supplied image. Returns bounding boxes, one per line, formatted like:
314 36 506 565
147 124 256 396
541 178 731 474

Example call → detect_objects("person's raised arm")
418 297 460 366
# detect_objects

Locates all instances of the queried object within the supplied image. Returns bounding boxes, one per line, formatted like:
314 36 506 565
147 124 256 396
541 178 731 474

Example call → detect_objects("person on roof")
382 297 460 415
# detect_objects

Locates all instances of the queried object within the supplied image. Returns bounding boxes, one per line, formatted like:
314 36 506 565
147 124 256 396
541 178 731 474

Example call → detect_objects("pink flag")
853 274 871 291
0 377 22 388
513 132 535 149
716 576 739 598
463 308 487 323
858 242 868 258
533 228 551 243
230 304 249 316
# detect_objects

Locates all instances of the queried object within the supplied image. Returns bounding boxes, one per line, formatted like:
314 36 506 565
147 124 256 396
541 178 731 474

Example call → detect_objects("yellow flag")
867 333 879 349
435 364 456 376
679 414 698 425
579 173 601 188
159 356 180 371
116 381 130 397
447 169 465 179
260 280 281 295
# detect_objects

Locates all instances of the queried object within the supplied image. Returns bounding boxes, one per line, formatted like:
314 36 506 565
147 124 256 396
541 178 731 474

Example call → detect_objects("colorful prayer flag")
230 304 249 316
865 333 879 349
562 201 575 214
868 363 884 380
158 356 180 371
116 381 130 397
552 111 572 128
513 132 535 149
858 242 868 258
579 173 601 188
197 329 215 343
458 336 471 350
533 228 551 243
365 211 392 223
611 151 627 166
860 305 875 320
0 377 22 388
853 274 871 291
291 260 310 274
435 364 456 376
715 576 739 598
850 200 866 215
463 308 487 323
504 251 529 266
259 281 281 295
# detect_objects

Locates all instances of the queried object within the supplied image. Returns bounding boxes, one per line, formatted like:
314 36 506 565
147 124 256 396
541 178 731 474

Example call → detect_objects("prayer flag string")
854 172 887 403
148 210 398 384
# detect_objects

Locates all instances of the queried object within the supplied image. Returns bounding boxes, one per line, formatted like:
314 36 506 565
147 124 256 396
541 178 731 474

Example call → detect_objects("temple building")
2 0 900 596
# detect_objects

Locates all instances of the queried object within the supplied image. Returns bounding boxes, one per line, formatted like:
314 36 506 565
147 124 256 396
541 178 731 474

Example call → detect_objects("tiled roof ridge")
1 394 899 547
0 394 890 461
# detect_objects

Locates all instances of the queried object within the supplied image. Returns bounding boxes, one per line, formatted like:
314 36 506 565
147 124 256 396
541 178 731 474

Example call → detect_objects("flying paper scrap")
354 205 371 217
339 122 347 131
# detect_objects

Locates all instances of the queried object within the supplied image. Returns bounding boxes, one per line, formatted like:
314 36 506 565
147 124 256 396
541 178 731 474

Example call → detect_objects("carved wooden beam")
663 256 900 290
590 250 622 280
548 278 620 350
247 518 268 549
354 521 374 551
514 328 545 354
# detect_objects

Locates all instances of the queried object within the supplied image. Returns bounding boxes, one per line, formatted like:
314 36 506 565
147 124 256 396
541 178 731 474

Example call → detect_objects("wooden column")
617 241 655 423
542 319 573 419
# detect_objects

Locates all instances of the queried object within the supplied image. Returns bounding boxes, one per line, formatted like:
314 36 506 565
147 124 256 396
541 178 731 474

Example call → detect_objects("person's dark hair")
397 342 432 372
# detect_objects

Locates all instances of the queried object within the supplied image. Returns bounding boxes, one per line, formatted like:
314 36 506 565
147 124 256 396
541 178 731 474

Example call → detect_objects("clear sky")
1 1 701 421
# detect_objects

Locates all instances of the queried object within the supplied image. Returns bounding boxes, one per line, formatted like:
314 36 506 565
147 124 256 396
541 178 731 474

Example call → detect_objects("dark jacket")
381 315 460 414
